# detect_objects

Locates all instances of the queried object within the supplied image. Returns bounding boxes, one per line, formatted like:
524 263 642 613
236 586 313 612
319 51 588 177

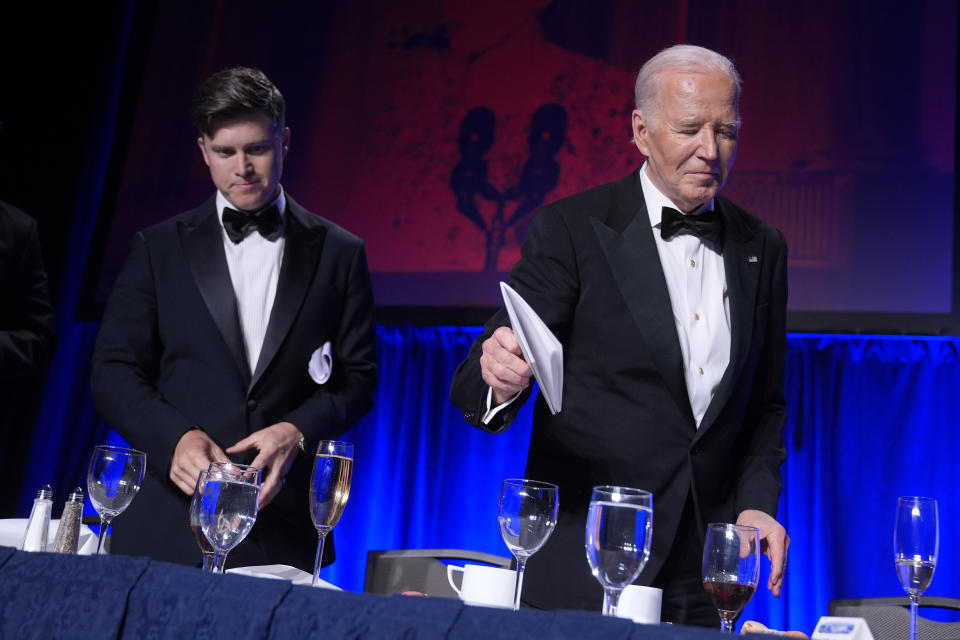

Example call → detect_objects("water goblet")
498 478 559 611
199 462 261 574
585 485 652 616
87 445 146 555
702 523 760 633
188 470 215 571
309 440 354 587
895 496 939 640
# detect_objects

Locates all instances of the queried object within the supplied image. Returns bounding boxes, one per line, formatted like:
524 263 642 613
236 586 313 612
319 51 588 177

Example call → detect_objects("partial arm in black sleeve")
90 232 198 475
0 205 56 380
450 204 579 432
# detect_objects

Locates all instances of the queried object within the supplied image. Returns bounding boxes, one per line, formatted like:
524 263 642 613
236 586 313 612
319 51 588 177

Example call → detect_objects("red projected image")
90 0 956 315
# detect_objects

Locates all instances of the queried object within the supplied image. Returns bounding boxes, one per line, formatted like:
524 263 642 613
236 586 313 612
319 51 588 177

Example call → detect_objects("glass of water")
498 478 559 610
200 462 261 573
585 485 653 616
86 445 146 555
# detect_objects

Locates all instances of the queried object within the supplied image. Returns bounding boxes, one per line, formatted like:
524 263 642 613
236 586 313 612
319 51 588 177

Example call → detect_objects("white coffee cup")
446 563 516 609
616 585 662 624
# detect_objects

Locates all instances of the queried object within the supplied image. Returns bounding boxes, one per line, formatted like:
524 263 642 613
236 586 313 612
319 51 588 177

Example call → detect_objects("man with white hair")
451 45 788 624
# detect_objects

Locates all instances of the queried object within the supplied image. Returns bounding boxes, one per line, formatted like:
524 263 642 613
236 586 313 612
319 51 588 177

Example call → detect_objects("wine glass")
498 478 559 611
309 440 354 587
702 523 760 633
199 462 261 574
188 470 215 571
895 496 939 640
87 445 146 555
585 485 653 616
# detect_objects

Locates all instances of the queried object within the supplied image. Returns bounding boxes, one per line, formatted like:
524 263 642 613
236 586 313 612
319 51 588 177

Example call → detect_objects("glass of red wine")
702 523 760 633
188 470 215 571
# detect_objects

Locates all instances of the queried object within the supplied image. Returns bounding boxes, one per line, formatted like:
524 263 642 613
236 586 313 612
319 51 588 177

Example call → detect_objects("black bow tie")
659 206 724 247
222 205 283 244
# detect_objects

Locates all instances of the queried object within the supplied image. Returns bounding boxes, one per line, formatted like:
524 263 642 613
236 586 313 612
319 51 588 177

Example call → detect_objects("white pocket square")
308 341 333 385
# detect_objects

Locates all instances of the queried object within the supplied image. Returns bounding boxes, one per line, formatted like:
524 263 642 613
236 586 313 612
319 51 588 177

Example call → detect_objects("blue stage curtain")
23 324 960 634
316 328 960 634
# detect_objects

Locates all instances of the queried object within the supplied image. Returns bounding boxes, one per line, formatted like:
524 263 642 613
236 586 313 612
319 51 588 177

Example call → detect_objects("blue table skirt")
0 547 728 639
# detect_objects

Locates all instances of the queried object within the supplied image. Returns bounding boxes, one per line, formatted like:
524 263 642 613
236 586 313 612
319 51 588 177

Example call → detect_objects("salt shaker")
52 487 85 554
20 485 53 552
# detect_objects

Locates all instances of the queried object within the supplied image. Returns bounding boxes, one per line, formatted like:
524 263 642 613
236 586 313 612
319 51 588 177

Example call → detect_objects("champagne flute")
86 445 146 555
702 523 760 633
895 496 939 640
199 462 261 574
498 478 559 611
585 486 652 616
188 470 215 571
309 440 354 587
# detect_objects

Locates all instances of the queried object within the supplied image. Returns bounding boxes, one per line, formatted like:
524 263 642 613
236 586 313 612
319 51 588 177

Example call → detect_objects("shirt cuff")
481 386 522 426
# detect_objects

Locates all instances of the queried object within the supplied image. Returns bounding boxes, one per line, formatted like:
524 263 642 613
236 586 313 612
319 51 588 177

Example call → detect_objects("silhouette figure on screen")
450 107 499 233
451 103 566 271
504 103 567 242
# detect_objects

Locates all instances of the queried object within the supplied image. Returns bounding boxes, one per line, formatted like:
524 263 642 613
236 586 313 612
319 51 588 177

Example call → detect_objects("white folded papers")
500 282 563 414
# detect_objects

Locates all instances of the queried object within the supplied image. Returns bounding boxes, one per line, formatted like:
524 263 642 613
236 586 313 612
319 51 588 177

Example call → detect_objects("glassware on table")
188 470 215 571
309 440 354 587
895 496 939 640
199 462 261 574
497 478 559 611
87 445 146 555
585 485 653 616
702 523 760 633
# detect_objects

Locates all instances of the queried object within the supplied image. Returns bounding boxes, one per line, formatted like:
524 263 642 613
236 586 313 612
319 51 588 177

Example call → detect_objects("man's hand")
170 429 230 495
737 509 789 596
226 421 303 509
480 326 533 405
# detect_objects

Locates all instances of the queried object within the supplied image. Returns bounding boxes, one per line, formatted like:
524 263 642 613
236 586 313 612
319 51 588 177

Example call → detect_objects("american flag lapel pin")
747 256 758 263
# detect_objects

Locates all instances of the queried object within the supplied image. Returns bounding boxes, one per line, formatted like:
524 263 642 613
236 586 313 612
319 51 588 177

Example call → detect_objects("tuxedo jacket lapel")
178 201 251 385
251 197 327 390
591 173 695 427
697 197 764 434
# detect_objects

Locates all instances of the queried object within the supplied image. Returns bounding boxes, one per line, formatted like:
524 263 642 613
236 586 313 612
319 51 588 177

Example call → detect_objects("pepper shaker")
52 487 85 554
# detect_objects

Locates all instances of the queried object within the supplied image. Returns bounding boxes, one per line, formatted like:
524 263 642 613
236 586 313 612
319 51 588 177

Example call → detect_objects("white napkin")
308 341 333 384
227 564 340 589
0 518 98 554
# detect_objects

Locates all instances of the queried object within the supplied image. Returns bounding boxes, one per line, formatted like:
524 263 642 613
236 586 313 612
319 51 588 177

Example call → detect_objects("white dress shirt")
483 165 731 428
640 163 730 427
216 189 286 374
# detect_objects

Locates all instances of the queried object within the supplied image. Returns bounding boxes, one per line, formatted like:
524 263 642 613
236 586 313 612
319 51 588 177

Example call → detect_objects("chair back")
364 549 511 598
829 597 960 640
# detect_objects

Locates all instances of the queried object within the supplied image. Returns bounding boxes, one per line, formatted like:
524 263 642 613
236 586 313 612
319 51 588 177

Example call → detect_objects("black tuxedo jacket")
0 201 56 517
450 170 787 610
91 195 377 570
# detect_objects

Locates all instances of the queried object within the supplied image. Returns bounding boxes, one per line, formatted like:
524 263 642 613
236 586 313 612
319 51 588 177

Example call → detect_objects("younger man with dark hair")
92 67 377 569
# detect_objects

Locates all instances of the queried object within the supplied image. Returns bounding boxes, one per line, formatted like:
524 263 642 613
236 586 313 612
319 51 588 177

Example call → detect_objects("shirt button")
693 313 700 321
698 367 704 375
690 259 696 268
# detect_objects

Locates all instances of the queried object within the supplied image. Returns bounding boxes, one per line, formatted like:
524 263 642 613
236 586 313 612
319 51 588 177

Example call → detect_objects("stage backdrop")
12 0 959 636
83 0 956 315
